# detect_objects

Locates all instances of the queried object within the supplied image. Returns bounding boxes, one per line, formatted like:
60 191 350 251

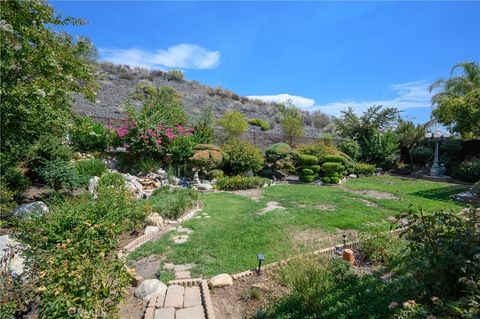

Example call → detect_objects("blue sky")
52 1 480 123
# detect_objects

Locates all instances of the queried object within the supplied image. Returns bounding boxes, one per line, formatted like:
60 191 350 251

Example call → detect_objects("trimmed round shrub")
296 142 337 163
321 162 344 176
354 163 376 176
194 144 221 152
298 154 318 166
301 168 314 176
331 177 341 184
322 176 331 183
222 139 264 175
412 146 433 164
338 140 361 160
300 174 315 183
304 165 321 175
265 143 292 161
75 159 107 178
456 158 480 183
323 155 345 163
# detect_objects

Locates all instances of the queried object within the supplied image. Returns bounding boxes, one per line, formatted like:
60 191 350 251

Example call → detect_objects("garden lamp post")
425 129 451 176
257 253 265 275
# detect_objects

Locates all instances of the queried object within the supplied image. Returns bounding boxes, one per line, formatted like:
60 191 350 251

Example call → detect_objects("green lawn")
128 175 469 278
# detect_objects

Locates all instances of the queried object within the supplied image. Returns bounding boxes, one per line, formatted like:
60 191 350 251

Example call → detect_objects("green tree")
333 105 400 140
217 111 248 139
396 120 431 168
0 0 98 159
430 61 480 137
280 101 304 142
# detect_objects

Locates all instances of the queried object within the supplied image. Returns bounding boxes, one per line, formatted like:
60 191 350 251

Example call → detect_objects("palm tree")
429 61 480 137
397 120 433 169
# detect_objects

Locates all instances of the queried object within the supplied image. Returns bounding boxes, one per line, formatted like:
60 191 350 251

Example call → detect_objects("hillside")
72 62 330 137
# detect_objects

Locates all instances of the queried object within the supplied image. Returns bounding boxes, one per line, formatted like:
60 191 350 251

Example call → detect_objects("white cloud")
246 93 315 109
99 44 220 70
313 80 433 116
249 80 433 118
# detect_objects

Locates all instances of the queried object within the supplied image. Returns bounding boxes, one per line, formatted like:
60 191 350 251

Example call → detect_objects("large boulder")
208 274 233 288
198 183 213 191
12 201 48 219
144 226 160 235
134 279 167 302
0 235 24 276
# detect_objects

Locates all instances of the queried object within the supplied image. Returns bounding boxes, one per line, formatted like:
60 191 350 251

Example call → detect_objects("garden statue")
425 129 451 177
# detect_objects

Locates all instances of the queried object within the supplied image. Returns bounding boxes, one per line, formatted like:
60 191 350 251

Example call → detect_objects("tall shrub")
217 111 248 139
222 139 264 175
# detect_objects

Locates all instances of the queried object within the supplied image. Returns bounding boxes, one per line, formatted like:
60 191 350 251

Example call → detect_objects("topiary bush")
248 118 270 131
304 165 321 175
70 116 112 152
265 143 292 162
215 175 268 190
222 139 264 175
190 144 223 172
330 177 341 184
455 158 480 183
298 154 318 166
75 159 107 179
354 163 376 176
321 162 345 184
296 142 338 163
322 176 331 184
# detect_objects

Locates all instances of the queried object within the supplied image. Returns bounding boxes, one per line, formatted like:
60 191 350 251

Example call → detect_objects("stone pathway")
163 262 195 280
195 212 211 219
146 285 205 319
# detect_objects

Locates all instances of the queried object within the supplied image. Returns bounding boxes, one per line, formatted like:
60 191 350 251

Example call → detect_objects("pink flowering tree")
115 86 194 158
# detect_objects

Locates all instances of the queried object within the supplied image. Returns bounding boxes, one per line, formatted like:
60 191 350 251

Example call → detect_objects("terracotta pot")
342 249 355 265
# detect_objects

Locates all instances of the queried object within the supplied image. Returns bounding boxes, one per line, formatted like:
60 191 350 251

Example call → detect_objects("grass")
128 175 469 278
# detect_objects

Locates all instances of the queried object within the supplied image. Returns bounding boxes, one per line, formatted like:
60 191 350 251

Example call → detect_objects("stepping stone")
172 235 189 244
175 271 191 279
175 305 205 319
155 307 175 319
204 216 211 218
163 285 184 309
195 216 202 219
174 264 193 271
201 213 208 216
177 227 193 234
183 286 202 308
163 263 175 270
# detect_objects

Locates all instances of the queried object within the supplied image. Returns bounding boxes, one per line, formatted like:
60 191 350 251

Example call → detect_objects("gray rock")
146 213 164 227
197 183 213 191
134 279 167 302
12 201 48 219
0 235 24 276
348 174 357 178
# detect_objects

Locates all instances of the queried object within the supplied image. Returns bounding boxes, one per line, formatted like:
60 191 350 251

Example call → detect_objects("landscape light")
424 129 452 176
257 253 265 275
342 234 347 247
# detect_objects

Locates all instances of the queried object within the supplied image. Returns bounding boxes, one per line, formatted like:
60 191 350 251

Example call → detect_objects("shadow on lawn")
409 185 468 203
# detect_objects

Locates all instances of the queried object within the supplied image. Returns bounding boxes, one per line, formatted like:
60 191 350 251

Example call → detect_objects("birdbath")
425 129 451 176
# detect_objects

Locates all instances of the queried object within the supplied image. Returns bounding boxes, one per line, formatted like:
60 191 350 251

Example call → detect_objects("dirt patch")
353 197 378 207
257 201 285 215
118 287 145 319
133 255 162 279
211 268 289 319
231 189 263 201
315 204 337 211
292 228 359 251
343 188 398 200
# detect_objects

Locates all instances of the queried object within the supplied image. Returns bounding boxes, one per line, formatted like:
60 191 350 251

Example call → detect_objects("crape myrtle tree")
430 62 480 138
0 0 98 160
